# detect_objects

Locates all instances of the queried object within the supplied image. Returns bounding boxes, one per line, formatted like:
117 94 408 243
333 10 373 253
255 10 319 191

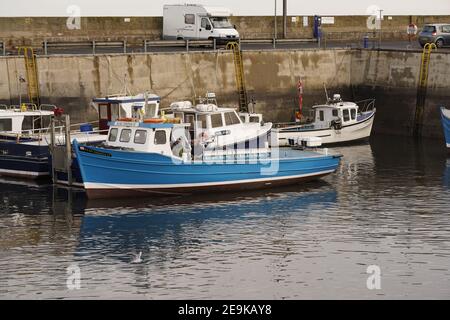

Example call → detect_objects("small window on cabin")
224 112 240 125
351 109 356 120
197 114 208 129
249 116 260 123
119 129 132 143
0 118 12 131
184 114 195 128
319 110 324 121
134 130 147 144
108 128 118 142
343 109 350 122
185 14 195 25
154 130 167 145
211 113 223 128
332 109 338 117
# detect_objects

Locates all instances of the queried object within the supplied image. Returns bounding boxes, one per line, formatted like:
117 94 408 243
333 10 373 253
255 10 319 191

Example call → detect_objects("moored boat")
273 94 376 146
74 120 342 199
440 107 450 149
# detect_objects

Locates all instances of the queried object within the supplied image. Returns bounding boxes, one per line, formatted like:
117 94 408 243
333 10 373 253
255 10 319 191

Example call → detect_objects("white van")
163 4 239 43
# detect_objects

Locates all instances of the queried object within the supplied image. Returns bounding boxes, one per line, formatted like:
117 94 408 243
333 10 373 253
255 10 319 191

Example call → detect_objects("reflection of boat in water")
445 159 450 187
77 183 338 261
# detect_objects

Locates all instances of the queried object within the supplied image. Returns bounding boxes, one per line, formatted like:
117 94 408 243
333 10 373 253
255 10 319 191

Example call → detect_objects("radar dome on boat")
333 94 342 101
170 101 192 110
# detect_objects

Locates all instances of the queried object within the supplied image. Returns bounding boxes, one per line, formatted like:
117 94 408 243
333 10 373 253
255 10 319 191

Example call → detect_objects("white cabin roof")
312 101 358 110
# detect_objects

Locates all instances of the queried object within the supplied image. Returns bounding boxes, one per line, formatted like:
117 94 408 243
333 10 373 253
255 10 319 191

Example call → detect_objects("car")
418 23 450 48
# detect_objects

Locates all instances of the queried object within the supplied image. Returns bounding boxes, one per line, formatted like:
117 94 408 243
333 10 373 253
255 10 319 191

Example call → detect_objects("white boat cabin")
166 99 272 149
92 92 160 132
0 104 54 135
312 94 361 129
106 122 191 158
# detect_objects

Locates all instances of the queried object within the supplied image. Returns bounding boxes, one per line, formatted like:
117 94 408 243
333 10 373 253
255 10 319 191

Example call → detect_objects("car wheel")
436 39 444 48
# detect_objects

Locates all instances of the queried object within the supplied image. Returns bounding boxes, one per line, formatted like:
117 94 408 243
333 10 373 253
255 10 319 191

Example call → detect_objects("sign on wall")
321 16 335 24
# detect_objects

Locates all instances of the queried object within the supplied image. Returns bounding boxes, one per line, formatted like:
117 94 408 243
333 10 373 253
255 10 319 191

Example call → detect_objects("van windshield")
210 17 233 29
422 25 436 33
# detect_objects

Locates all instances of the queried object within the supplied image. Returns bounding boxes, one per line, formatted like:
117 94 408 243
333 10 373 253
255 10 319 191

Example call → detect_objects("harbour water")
0 135 449 299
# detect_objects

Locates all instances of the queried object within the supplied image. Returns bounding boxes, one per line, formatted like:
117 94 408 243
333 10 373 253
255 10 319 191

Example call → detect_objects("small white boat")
273 94 376 146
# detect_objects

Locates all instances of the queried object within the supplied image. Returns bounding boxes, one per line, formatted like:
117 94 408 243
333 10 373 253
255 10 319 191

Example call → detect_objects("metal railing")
43 39 128 55
355 98 376 113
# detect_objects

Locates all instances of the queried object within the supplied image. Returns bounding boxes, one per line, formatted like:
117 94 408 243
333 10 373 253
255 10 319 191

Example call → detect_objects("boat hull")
275 111 375 146
0 142 50 179
441 107 450 149
74 142 341 199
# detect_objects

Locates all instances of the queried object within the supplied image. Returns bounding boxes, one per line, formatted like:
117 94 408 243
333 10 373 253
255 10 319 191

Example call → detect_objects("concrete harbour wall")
0 48 449 139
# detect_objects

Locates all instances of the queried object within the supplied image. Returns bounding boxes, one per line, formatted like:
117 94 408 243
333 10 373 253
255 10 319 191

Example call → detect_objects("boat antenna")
323 83 330 103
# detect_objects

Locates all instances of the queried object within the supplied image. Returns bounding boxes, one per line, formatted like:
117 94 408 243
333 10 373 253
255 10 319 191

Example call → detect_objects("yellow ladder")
18 47 40 106
413 43 437 137
226 42 248 112
418 43 436 90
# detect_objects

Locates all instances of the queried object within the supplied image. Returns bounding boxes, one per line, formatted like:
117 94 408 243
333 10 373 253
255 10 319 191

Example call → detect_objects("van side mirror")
206 24 211 31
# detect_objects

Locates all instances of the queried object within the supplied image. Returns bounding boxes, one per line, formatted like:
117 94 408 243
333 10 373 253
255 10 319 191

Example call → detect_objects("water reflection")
0 136 449 299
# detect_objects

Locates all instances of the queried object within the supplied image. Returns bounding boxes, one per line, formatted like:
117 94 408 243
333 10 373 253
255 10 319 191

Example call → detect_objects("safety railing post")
92 40 96 55
44 40 48 55
144 40 147 53
186 39 189 52
123 40 127 54
213 38 216 51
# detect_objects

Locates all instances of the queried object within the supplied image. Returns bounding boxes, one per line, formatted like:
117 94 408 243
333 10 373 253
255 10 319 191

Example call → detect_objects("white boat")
273 94 376 146
166 93 272 150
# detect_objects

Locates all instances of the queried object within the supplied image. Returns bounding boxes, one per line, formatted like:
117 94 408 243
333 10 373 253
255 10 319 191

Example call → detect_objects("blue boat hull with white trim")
74 140 341 199
441 107 450 149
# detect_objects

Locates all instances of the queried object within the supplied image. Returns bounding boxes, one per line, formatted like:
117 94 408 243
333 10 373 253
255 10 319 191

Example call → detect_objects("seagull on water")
131 251 142 264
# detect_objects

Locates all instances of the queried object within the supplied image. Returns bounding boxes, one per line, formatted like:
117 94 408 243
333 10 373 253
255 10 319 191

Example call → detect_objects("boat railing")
356 99 376 113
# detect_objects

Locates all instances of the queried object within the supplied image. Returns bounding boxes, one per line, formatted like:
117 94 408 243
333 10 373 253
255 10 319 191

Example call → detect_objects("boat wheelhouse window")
343 109 350 122
197 114 208 129
108 128 118 142
119 129 132 143
134 130 147 144
332 109 338 117
319 110 324 121
0 118 12 131
154 130 167 145
224 112 240 125
351 109 356 120
184 114 195 128
211 113 223 128
249 116 260 123
145 104 157 118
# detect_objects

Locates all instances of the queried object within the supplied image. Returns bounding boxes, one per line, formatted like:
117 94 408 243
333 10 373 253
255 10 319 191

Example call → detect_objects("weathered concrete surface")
1 48 449 139
1 15 449 48
351 49 450 138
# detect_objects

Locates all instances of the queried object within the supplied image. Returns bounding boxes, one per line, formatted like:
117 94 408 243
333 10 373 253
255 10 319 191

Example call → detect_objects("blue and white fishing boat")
440 107 450 149
74 120 341 198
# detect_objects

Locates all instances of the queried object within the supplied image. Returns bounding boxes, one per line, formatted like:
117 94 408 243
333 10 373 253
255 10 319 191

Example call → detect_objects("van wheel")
436 39 444 48
176 37 183 41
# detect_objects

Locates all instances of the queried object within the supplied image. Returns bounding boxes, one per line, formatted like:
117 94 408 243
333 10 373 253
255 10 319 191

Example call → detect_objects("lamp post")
274 0 277 41
378 9 384 48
